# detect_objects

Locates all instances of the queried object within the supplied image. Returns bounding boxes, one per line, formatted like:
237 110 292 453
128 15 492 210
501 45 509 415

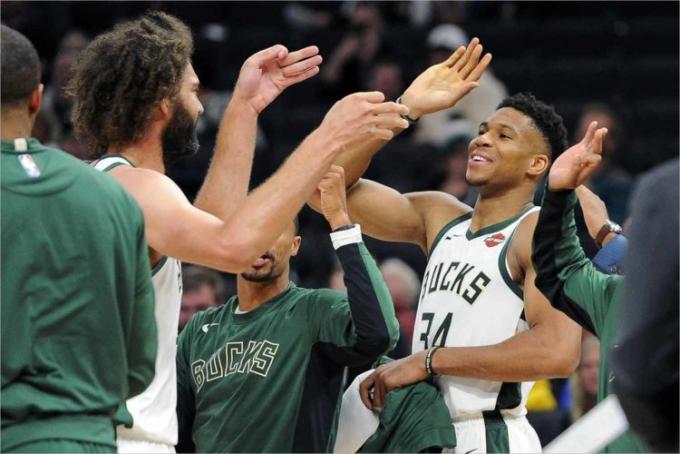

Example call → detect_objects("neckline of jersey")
229 282 297 323
465 205 536 240
1 137 42 153
103 152 136 167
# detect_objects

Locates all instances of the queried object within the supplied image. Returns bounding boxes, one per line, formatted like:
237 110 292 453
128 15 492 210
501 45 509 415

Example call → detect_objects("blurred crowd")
4 0 677 445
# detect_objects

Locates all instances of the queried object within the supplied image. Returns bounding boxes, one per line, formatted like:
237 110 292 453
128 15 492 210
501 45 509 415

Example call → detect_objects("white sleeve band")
330 224 362 250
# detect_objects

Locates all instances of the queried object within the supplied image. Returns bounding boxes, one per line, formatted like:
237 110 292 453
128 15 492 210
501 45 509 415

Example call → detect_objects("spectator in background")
570 335 600 420
414 24 507 147
42 30 89 133
574 104 633 224
379 258 419 350
179 265 226 331
321 2 384 97
436 135 478 206
366 56 404 102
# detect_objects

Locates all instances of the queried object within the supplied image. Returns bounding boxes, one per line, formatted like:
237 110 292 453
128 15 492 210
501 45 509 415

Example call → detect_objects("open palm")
235 45 322 114
401 38 492 118
549 121 608 190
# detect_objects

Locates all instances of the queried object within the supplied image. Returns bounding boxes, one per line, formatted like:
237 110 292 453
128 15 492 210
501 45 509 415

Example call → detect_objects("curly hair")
497 93 568 158
69 12 193 157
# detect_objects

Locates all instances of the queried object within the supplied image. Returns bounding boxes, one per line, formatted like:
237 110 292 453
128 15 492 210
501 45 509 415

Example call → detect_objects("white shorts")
446 413 541 453
117 437 175 453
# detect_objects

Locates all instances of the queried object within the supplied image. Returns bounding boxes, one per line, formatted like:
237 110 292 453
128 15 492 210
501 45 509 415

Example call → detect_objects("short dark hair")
293 215 300 235
69 11 193 157
182 265 226 303
1 25 41 105
497 93 568 158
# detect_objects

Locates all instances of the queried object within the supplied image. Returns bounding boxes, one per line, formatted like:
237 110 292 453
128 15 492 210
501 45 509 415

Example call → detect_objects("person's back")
0 24 157 452
1 138 157 451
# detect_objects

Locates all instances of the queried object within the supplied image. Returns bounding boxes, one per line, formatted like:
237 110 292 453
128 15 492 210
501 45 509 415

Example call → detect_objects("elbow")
215 240 261 273
128 364 155 399
549 346 580 378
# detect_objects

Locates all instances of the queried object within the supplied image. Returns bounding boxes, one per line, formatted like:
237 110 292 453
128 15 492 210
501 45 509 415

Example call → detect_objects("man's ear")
28 83 44 115
528 153 550 178
155 97 173 122
290 236 302 257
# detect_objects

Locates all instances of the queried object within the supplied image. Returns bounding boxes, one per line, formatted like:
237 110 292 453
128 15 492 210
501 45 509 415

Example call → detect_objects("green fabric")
177 281 397 452
360 358 455 453
7 438 115 453
1 415 116 452
483 412 510 453
538 190 647 453
1 138 157 448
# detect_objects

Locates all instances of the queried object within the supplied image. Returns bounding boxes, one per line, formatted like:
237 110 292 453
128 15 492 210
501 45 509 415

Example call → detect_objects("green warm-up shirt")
1 138 157 451
532 189 647 453
177 239 399 452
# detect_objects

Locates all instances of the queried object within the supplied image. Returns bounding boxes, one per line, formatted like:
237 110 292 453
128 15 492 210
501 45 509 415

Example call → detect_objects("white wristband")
330 224 362 250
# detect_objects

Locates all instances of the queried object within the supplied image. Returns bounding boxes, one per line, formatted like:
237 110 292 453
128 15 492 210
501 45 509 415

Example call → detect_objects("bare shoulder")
509 210 540 271
108 166 187 201
406 190 472 251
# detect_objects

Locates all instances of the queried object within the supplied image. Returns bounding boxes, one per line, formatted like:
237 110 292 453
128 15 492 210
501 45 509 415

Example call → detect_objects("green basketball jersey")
177 238 399 452
533 189 647 453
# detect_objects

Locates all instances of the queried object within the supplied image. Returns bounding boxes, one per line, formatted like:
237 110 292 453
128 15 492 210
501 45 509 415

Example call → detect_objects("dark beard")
161 101 199 168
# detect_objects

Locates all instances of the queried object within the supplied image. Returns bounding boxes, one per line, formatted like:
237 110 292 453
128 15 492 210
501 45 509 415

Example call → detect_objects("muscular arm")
111 132 337 272
343 179 471 253
192 97 258 219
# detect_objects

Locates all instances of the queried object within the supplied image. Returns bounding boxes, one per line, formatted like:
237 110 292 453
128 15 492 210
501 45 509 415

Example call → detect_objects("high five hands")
234 44 323 114
549 121 608 191
399 37 493 119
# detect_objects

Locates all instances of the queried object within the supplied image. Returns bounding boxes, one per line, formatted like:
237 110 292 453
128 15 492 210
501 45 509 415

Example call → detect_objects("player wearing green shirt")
176 167 399 452
532 120 647 453
1 25 157 453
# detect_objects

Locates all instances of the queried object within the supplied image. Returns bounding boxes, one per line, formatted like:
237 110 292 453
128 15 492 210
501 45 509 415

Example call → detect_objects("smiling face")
466 107 551 194
240 221 301 283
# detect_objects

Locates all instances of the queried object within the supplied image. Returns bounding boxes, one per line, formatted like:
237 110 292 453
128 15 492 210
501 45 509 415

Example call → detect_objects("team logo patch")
484 232 505 247
17 154 41 178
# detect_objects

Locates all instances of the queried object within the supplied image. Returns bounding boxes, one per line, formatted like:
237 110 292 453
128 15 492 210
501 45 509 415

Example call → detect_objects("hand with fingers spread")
359 352 428 411
318 166 352 230
399 37 492 120
234 44 323 114
314 91 410 155
549 121 609 191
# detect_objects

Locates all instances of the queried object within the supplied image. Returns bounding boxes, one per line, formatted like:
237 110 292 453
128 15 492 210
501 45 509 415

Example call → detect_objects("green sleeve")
533 189 620 336
125 209 157 398
176 323 196 453
312 241 399 365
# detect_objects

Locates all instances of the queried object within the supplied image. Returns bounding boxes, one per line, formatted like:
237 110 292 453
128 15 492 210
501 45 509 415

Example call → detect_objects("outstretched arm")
194 45 322 219
312 167 399 364
112 92 408 272
336 38 492 187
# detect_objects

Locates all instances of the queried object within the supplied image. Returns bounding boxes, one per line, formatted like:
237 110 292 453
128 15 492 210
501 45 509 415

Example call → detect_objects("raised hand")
234 44 322 114
314 91 410 154
318 166 351 230
399 37 492 119
549 121 608 191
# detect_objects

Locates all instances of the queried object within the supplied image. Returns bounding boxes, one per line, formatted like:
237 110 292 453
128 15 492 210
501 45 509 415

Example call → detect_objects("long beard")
161 102 199 168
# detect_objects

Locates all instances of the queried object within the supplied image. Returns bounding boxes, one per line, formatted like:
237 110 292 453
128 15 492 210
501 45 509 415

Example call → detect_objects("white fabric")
414 208 539 420
92 156 129 171
333 369 380 454
544 395 628 453
117 437 176 453
330 224 362 250
95 156 182 446
446 415 541 453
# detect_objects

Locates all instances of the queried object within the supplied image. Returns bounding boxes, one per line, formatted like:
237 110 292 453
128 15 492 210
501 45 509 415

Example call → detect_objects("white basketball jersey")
94 155 182 446
413 207 539 421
